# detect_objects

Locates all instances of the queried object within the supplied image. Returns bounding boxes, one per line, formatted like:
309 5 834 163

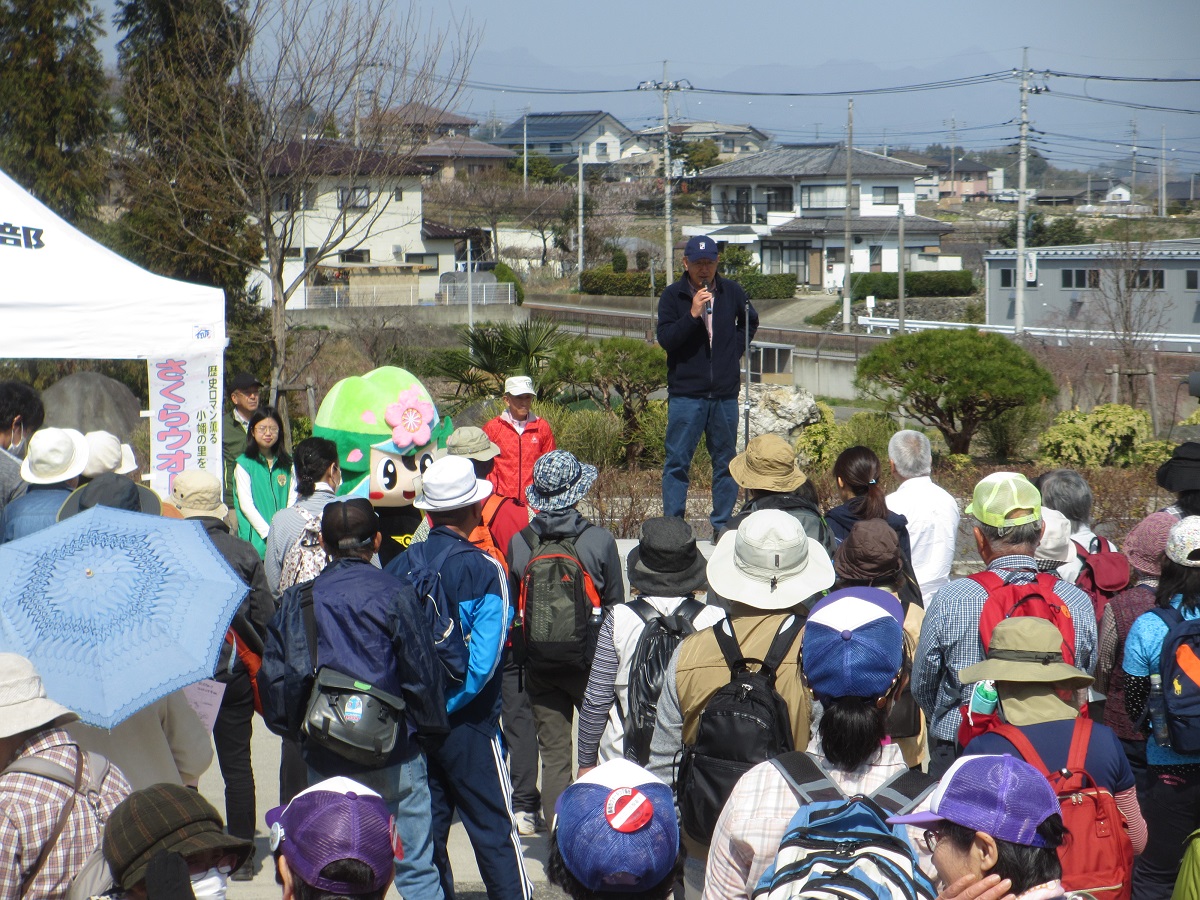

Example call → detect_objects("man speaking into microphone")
656 235 759 541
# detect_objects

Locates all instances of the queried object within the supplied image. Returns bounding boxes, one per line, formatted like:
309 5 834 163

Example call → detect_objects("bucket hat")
1035 508 1073 571
1157 442 1200 493
447 426 501 461
627 517 708 596
415 455 493 512
266 776 395 895
0 653 78 739
169 469 230 520
728 435 806 493
104 784 253 890
526 450 597 511
1166 516 1200 568
959 617 1093 696
116 444 138 476
20 427 89 485
706 509 835 611
965 471 1042 529
888 755 1061 848
82 431 122 479
1125 511 1176 577
833 519 903 585
553 759 679 893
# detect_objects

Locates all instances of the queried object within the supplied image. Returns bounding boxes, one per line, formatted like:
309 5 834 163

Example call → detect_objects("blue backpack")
389 539 476 689
752 753 937 900
1148 607 1200 753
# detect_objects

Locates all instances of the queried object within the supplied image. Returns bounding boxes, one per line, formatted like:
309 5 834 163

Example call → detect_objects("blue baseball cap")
684 235 719 260
802 587 904 701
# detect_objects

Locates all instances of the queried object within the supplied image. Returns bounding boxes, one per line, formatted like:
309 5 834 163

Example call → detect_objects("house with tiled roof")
415 135 516 181
686 144 957 290
361 102 478 149
490 111 632 165
625 120 771 163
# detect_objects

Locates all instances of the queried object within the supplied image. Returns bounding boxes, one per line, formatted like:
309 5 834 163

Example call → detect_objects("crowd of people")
7 361 1200 900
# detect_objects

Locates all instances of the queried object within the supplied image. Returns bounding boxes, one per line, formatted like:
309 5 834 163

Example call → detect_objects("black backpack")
517 525 603 675
676 614 805 845
620 596 706 765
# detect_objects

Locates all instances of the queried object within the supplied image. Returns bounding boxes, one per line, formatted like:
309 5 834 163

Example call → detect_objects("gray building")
984 239 1200 334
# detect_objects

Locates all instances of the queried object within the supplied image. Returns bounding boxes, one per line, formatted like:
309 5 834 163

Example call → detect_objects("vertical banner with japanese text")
147 350 223 498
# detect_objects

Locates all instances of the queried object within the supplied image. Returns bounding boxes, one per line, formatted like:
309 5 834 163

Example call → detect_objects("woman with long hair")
1122 516 1200 899
233 405 294 558
263 436 341 595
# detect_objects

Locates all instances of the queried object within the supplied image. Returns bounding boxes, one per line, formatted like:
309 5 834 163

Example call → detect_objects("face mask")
5 421 23 456
189 868 230 900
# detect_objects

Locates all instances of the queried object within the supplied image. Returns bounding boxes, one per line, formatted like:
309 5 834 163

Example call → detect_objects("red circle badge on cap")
604 787 654 833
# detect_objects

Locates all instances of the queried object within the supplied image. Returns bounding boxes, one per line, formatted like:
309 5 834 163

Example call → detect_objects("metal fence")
298 285 421 308
440 283 515 306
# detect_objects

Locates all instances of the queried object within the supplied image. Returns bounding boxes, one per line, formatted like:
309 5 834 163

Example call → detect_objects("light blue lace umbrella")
0 505 248 728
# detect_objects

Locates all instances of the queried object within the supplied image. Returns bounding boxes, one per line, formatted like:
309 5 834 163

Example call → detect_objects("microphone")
703 282 712 316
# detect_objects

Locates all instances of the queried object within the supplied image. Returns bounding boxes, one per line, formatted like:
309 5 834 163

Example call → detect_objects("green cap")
965 472 1042 529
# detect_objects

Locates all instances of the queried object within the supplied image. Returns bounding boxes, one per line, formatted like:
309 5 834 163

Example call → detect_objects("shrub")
1038 403 1171 469
612 248 628 273
739 273 798 299
580 266 655 296
978 401 1052 461
849 270 975 299
635 249 650 271
842 412 900 467
794 402 845 470
493 261 525 305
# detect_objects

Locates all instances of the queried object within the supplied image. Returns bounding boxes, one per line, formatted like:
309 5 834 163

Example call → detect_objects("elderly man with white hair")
885 430 960 604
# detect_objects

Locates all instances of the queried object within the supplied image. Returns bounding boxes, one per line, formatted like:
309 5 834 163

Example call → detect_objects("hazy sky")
98 0 1200 180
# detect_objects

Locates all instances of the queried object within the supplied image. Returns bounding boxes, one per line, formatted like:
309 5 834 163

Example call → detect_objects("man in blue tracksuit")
657 234 759 540
387 455 533 900
260 497 450 900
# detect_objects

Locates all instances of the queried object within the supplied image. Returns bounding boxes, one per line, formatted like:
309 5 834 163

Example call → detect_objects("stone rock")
735 383 819 451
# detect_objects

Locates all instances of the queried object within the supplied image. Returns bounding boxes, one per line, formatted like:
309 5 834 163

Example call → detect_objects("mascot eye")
419 453 435 474
400 455 419 472
379 458 398 490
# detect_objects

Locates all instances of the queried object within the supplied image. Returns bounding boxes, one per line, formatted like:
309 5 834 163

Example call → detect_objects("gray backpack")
1 749 117 899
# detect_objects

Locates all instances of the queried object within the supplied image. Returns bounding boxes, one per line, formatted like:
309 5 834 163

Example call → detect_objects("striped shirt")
913 555 1097 742
0 728 130 900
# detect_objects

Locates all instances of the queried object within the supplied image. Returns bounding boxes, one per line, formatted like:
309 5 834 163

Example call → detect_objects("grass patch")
804 302 841 326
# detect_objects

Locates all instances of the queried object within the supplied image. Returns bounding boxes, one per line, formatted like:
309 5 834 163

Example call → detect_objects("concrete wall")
286 302 528 330
791 350 860 399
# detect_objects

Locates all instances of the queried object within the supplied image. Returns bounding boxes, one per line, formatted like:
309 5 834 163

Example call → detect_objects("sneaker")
514 810 545 835
231 853 256 882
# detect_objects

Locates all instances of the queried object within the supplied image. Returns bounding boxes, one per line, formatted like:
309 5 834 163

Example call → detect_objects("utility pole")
1130 119 1139 201
1015 49 1031 335
577 141 585 292
842 100 855 333
466 239 474 331
945 115 959 198
638 66 692 285
522 108 529 192
1160 125 1167 218
897 205 906 333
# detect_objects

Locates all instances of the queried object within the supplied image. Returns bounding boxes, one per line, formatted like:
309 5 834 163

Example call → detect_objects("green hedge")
493 261 525 305
849 270 975 299
581 268 796 299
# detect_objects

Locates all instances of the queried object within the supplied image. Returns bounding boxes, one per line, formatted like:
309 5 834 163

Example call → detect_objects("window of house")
393 188 404 202
722 139 735 152
272 191 294 212
1000 267 1014 288
1187 269 1198 290
800 185 847 210
1129 269 1165 290
826 247 845 264
339 249 370 263
406 253 439 273
763 186 794 212
873 186 899 205
597 125 607 136
303 185 317 210
548 143 564 154
283 247 301 258
338 186 370 209
1061 269 1100 289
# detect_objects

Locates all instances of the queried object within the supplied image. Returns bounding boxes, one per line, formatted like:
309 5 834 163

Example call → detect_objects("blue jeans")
309 751 443 900
662 395 739 533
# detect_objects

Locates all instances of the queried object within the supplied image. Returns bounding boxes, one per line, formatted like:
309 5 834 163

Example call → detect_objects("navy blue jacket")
387 527 513 728
656 273 758 399
260 557 449 773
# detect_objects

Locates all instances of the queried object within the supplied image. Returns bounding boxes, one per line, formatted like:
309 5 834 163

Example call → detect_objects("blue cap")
684 235 719 260
802 587 904 701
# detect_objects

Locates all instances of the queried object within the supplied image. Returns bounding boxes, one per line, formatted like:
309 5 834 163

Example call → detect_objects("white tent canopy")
0 168 227 494
0 167 225 358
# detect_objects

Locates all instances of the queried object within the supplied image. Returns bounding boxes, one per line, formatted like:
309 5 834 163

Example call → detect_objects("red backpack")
992 719 1133 900
958 571 1079 746
1072 538 1132 623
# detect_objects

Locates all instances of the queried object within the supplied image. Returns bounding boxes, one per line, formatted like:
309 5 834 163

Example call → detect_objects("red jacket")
482 413 556 505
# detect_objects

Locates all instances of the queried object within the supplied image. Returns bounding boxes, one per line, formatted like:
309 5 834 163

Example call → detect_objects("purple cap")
266 777 396 894
554 759 679 893
887 755 1060 847
684 235 719 261
802 588 904 701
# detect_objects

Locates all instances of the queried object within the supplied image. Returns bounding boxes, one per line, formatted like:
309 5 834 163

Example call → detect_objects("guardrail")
856 316 1200 353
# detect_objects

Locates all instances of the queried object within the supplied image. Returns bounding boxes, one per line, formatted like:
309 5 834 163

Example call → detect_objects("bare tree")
119 0 475 409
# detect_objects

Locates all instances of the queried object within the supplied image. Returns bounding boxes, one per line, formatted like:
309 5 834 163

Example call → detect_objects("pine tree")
0 0 111 222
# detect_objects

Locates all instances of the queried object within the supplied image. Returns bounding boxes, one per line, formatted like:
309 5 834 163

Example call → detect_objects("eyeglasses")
254 425 280 437
922 829 944 853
